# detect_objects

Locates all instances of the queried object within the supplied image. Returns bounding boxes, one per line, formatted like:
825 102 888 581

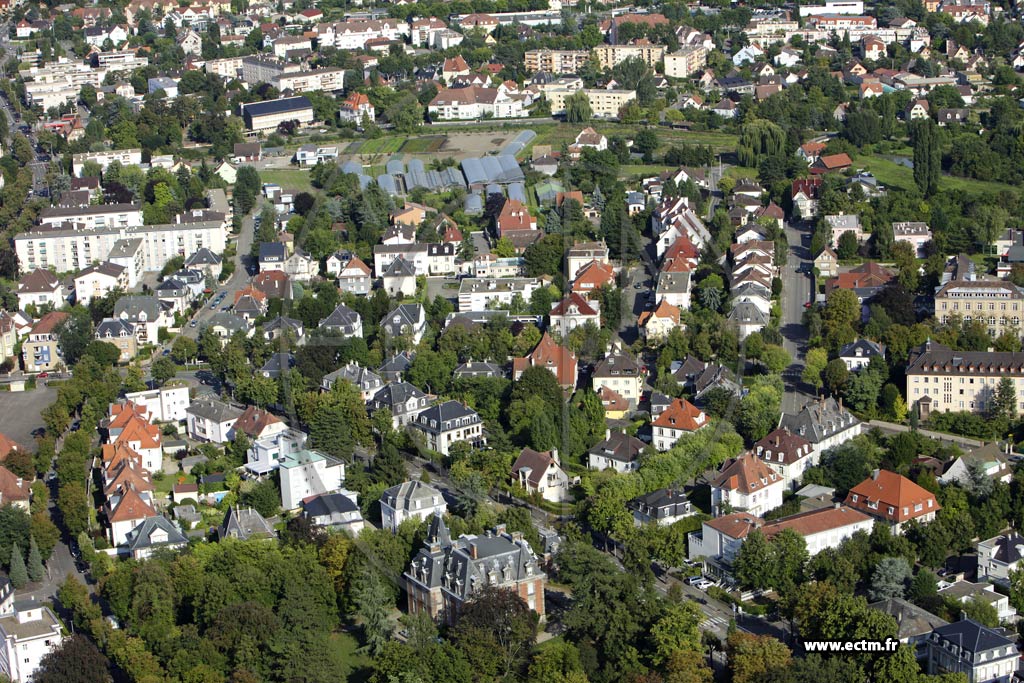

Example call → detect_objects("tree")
353 569 392 656
57 482 89 536
387 93 423 134
990 377 1017 422
650 600 703 665
912 118 940 196
33 634 111 683
150 356 177 386
963 595 999 628
170 335 198 364
27 536 43 583
869 556 911 601
240 478 279 518
823 359 850 397
527 640 589 683
451 587 538 680
836 230 859 259
9 544 27 588
564 90 592 123
728 632 791 683
802 348 828 392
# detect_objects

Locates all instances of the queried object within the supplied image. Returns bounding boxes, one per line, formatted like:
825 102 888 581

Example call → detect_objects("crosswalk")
701 615 730 631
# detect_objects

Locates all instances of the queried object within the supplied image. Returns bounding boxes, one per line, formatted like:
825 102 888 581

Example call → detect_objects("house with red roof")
106 487 157 545
810 153 853 174
548 293 600 337
791 177 823 218
652 398 708 451
442 55 471 82
638 299 681 341
495 199 537 237
511 447 570 502
571 260 616 299
845 469 940 533
112 414 163 473
687 512 762 565
0 466 29 511
512 333 578 390
234 405 288 441
339 92 375 123
709 452 785 516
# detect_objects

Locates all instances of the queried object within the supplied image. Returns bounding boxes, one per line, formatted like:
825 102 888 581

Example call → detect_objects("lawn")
531 123 738 156
618 164 675 178
334 631 373 682
354 136 407 155
855 154 1020 196
260 169 313 192
154 472 196 496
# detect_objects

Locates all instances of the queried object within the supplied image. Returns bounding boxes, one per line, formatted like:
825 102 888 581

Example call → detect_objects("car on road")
162 349 170 356
634 283 644 289
804 302 812 308
694 579 714 590
36 372 48 378
221 304 231 311
190 320 198 328
686 575 707 586
1010 455 1024 464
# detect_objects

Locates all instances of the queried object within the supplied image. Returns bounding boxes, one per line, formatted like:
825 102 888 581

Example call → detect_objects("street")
780 220 812 414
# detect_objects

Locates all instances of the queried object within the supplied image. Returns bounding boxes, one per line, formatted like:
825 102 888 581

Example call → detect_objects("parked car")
686 575 707 586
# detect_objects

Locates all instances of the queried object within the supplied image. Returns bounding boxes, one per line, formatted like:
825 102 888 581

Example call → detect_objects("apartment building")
593 43 666 70
274 67 347 93
664 45 709 78
15 220 226 274
458 277 542 311
240 96 315 132
71 149 143 176
22 312 68 373
524 49 591 74
906 340 1024 417
545 87 637 118
95 50 150 72
934 277 1024 339
38 203 143 230
315 19 406 50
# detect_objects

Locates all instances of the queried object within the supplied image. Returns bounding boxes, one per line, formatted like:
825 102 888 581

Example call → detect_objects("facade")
524 48 590 73
124 385 191 422
926 619 1018 683
368 382 434 429
278 449 345 511
458 278 542 311
761 505 874 556
0 599 64 683
687 513 761 565
185 398 243 444
74 262 128 306
544 87 637 117
778 397 862 457
22 312 68 372
710 453 785 517
303 491 365 534
839 339 886 371
240 96 315 131
628 488 694 526
511 447 570 503
380 480 447 533
405 516 546 624
977 533 1024 586
651 398 708 451
753 428 816 489
16 269 64 310
594 43 666 70
934 279 1024 340
410 400 486 456
587 429 646 473
663 45 709 78
845 469 941 533
906 341 1024 417
591 349 643 407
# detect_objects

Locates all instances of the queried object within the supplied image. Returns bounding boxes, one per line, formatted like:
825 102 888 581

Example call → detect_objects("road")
180 201 259 340
867 420 985 449
780 220 813 415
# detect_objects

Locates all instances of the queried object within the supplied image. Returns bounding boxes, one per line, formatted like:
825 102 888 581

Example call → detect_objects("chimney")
551 448 559 464
605 428 611 441
872 469 880 480
469 542 478 559
834 502 840 509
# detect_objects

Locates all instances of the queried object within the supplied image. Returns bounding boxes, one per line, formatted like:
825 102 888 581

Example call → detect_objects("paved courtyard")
0 383 57 450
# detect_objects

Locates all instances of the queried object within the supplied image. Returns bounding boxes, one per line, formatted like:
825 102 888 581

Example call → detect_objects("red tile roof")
511 447 559 488
512 332 578 388
638 299 681 327
652 398 707 432
710 453 781 493
108 487 155 523
549 292 599 317
845 469 940 523
0 466 28 504
234 405 281 438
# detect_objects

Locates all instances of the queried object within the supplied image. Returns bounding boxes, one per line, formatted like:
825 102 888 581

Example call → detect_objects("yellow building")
907 341 1024 417
545 87 637 118
593 43 666 70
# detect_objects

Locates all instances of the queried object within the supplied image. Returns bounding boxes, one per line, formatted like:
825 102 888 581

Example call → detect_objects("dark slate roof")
262 316 303 334
96 318 133 337
219 507 275 540
987 533 1024 564
587 429 646 463
378 351 413 378
930 619 1015 654
319 303 361 331
381 480 444 510
186 398 244 423
370 381 428 410
778 397 860 444
259 242 287 262
628 487 689 511
869 597 948 640
907 340 1024 376
260 352 295 377
383 256 416 277
323 362 382 389
185 247 222 266
453 361 503 378
414 400 481 434
303 491 360 517
243 96 312 117
114 295 161 320
124 515 187 552
839 339 885 359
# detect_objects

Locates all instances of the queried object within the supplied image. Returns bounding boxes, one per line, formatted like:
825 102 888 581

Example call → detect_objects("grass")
530 122 738 157
259 169 313 193
354 136 407 155
855 154 1020 196
618 164 675 178
154 472 196 496
333 631 373 682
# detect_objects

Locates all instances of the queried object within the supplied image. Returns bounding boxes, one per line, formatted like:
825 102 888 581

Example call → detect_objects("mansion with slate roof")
405 515 546 624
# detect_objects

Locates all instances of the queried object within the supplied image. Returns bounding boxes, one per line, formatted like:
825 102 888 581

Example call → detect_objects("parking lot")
0 383 58 450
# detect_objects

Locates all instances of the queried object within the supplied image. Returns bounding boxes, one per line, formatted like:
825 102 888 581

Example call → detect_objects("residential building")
870 597 948 655
321 361 383 400
687 512 761 566
380 480 447 533
339 92 375 123
760 505 874 556
512 332 578 390
381 304 427 346
427 86 528 120
511 447 570 502
22 312 68 372
328 252 372 295
827 213 868 246
0 468 29 512
113 295 166 346
303 491 365 534
185 398 243 443
566 241 610 280
638 299 681 341
778 397 862 457
524 49 590 74
926 619 1018 682
318 303 363 338
368 382 434 429
628 488 694 526
591 349 643 406
839 339 886 371
218 506 276 541
663 45 709 78
95 319 139 362
906 341 1024 418
107 487 157 546
278 449 346 511
846 469 940 533
587 429 646 473
710 453 785 517
939 443 1012 488
405 516 546 623
409 400 486 456
71 149 142 176
544 87 637 118
457 278 542 311
652 398 708 451
124 385 191 422
594 43 666 70
548 293 601 337
893 221 932 257
16 269 64 310
0 599 64 683
939 580 1017 623
934 277 1024 340
753 428 816 489
123 515 188 559
815 246 839 278
977 532 1024 586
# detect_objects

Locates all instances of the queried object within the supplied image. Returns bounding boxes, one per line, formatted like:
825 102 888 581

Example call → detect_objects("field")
260 169 313 192
347 137 407 155
855 154 1019 196
530 123 738 157
399 135 447 153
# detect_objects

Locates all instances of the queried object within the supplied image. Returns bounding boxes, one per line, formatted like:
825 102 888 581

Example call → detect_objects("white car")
694 579 714 590
686 575 707 586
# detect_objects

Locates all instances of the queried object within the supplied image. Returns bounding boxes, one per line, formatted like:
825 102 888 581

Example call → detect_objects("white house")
278 449 346 511
977 532 1024 586
124 385 191 422
0 597 64 683
761 505 874 556
709 453 785 517
408 401 486 456
185 398 243 444
651 398 708 451
379 480 448 533
753 428 816 489
17 269 64 310
687 513 760 565
511 447 571 503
